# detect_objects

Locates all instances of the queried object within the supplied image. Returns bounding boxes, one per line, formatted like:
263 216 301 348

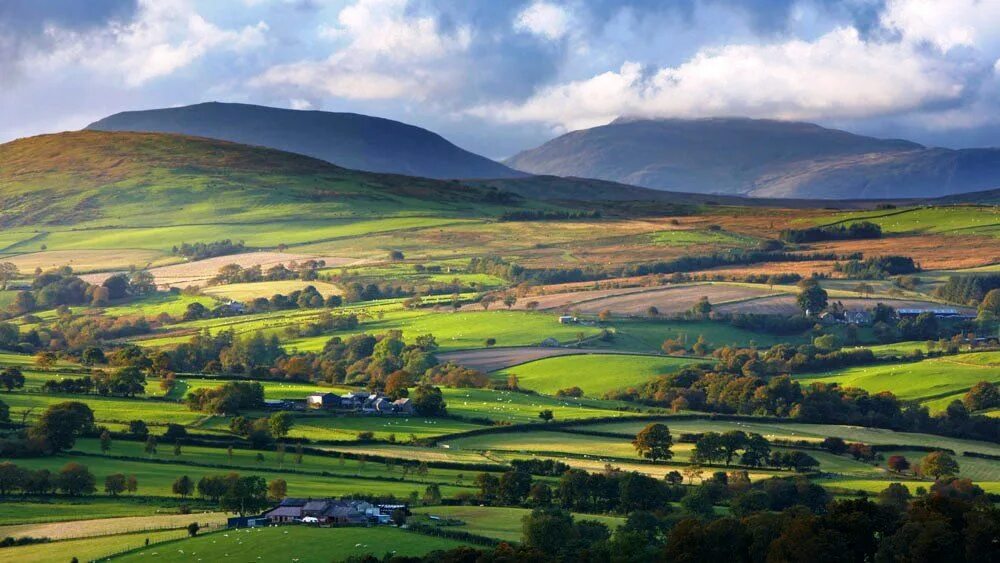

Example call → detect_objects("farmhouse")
306 393 340 409
262 498 393 525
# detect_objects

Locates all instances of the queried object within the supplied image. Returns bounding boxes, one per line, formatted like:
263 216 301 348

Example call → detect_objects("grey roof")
266 506 303 518
303 500 330 511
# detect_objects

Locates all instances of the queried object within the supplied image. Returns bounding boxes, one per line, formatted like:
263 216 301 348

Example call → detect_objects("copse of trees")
780 221 882 243
172 239 245 260
836 255 919 279
209 260 326 286
186 381 265 415
936 273 1000 305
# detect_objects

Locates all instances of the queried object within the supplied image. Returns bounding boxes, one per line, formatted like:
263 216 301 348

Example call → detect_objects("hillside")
87 102 523 180
505 117 1000 199
0 130 516 229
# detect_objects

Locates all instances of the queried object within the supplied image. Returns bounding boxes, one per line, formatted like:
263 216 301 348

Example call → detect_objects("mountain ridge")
505 117 1000 199
86 102 523 180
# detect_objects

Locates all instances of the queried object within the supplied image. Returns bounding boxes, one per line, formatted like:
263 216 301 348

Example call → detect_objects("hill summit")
505 117 1000 199
87 102 522 180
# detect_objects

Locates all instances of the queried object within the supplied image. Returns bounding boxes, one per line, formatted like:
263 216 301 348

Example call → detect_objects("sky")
2 0 1000 159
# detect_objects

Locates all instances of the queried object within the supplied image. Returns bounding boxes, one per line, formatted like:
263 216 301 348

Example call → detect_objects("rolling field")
821 206 1000 236
1 392 206 425
493 353 695 395
0 512 227 541
13 453 472 499
0 498 202 526
605 318 805 350
113 526 472 562
795 351 1000 410
3 528 188 563
441 387 637 424
201 279 342 300
409 505 625 542
585 419 1000 457
0 249 174 273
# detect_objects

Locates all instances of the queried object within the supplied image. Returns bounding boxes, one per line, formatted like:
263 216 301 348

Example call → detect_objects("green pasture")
603 319 805 352
584 419 1000 457
0 498 201 526
113 526 472 563
410 505 625 542
4 528 187 563
12 453 470 499
649 228 758 247
819 206 1000 237
795 351 1000 410
70 438 495 485
493 353 695 395
284 310 604 353
441 387 637 424
1 392 205 425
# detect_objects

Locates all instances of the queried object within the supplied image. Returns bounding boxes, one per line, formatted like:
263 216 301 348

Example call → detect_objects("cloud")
881 0 1000 52
26 0 268 86
254 0 471 101
514 1 574 41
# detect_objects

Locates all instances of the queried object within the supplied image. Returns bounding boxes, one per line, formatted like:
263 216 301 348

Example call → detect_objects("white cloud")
514 1 574 41
472 26 967 130
254 0 471 101
31 0 268 87
881 0 1000 53
288 98 313 110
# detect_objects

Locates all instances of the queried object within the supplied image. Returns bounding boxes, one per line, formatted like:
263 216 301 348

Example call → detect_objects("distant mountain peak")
86 102 523 180
504 117 999 199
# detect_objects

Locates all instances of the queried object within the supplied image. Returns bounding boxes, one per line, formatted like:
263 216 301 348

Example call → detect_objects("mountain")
0 130 515 229
505 117 1000 199
86 102 522 180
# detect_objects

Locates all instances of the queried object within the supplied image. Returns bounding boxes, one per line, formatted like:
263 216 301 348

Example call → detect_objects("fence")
86 522 225 562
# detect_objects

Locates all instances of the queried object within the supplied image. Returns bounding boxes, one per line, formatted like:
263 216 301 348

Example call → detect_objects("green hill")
0 130 517 230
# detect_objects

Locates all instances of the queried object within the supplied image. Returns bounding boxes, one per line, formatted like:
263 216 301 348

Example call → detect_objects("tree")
978 288 1000 318
877 483 911 511
522 507 577 556
99 430 112 454
10 291 35 314
390 508 407 526
632 423 673 462
268 478 288 501
423 482 442 505
484 337 497 347
412 384 446 416
499 470 532 505
172 475 193 498
691 297 712 317
503 294 517 309
268 412 294 438
853 283 874 297
0 367 25 391
919 451 959 480
665 471 683 485
187 522 200 537
797 284 828 315
105 473 127 496
887 455 910 473
144 436 158 457
57 462 96 495
126 475 138 495
0 262 17 290
128 420 149 440
30 401 95 451
538 409 554 423
479 294 498 310
220 476 269 516
173 441 182 456
963 381 999 411
0 462 26 495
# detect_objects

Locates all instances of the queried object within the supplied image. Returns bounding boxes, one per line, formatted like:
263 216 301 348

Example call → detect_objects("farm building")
558 315 578 324
306 393 340 409
897 308 976 319
262 498 391 525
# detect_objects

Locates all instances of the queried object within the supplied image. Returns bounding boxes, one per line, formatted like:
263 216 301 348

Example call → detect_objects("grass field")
0 512 227 541
201 280 342 300
409 505 625 542
820 206 1000 237
0 498 204 526
113 526 471 562
493 353 694 395
584 419 1000 457
795 351 1000 410
604 318 805 351
3 528 188 563
13 453 471 499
